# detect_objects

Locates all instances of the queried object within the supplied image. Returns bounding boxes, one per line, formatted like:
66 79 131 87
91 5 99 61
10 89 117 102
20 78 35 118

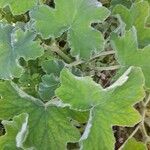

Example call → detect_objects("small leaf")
123 138 147 150
30 0 110 59
41 59 64 76
113 1 150 47
39 59 64 101
39 74 60 101
111 27 150 88
111 0 132 8
56 67 145 149
0 0 36 15
0 82 80 149
0 23 44 80
18 72 40 98
0 113 28 149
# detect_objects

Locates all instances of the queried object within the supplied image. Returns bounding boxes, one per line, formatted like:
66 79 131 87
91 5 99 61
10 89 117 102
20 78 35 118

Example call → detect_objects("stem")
43 43 73 63
94 65 121 71
143 94 150 107
140 94 150 143
66 60 84 67
43 42 117 70
100 0 110 4
118 125 140 150
67 50 116 67
119 93 150 150
90 50 115 61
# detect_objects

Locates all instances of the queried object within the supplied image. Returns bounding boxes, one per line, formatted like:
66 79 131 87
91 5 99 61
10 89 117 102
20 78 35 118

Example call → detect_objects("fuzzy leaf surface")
39 74 60 101
111 0 133 8
0 0 36 15
0 23 44 80
111 27 150 88
41 59 64 76
56 67 145 150
30 0 110 59
39 59 64 101
0 82 80 149
0 113 28 149
113 1 150 47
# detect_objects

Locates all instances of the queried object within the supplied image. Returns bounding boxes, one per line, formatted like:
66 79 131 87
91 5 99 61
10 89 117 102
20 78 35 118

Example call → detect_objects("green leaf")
0 113 28 150
0 23 44 80
56 67 145 150
111 27 150 88
39 74 60 101
66 109 89 124
41 59 64 76
111 0 132 8
30 0 110 59
113 1 150 47
0 0 36 15
39 59 64 101
123 138 147 150
0 82 80 149
18 72 41 98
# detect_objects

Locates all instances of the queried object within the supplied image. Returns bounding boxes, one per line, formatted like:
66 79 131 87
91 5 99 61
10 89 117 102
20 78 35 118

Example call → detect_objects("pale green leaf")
0 23 44 80
111 27 150 88
111 0 132 8
56 67 145 150
18 72 41 98
113 1 150 47
39 59 64 101
41 59 64 76
30 0 110 59
0 113 28 150
0 82 80 149
0 0 37 15
39 74 60 101
123 138 147 150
